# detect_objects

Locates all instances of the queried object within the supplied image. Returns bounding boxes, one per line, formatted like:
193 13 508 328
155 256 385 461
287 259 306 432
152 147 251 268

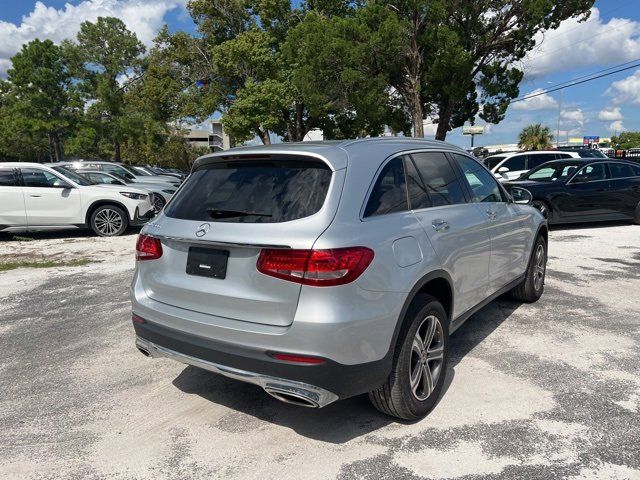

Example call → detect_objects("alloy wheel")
151 194 165 213
409 315 445 401
533 243 546 291
94 209 123 236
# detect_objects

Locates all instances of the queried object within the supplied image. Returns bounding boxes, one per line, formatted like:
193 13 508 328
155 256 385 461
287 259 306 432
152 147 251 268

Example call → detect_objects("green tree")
5 39 79 161
611 131 640 150
518 123 553 151
64 17 146 161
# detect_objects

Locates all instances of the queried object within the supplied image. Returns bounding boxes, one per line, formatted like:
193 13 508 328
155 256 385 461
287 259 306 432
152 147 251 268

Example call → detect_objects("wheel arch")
387 270 454 356
85 199 132 226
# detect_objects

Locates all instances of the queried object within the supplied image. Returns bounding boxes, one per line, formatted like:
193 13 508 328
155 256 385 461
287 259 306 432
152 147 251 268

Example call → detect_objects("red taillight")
271 353 326 364
136 234 163 261
256 247 374 286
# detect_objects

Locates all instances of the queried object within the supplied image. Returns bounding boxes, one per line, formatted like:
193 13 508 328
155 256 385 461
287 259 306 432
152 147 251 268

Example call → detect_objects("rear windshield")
165 158 332 223
576 149 607 158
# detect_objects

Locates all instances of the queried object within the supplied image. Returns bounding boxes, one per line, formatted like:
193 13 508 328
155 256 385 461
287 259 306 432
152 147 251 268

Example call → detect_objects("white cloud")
598 106 623 121
608 120 625 132
522 8 640 77
561 108 585 126
0 0 186 76
606 69 640 105
512 89 558 111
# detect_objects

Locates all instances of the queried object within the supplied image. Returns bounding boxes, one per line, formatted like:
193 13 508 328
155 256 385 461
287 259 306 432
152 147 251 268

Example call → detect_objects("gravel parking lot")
1 224 639 480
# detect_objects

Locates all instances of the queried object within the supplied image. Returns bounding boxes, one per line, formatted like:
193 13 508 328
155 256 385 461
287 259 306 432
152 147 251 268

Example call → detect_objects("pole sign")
583 136 599 146
462 126 485 135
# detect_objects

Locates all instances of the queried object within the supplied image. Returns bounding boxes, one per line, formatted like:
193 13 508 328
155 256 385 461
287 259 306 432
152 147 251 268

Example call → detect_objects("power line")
512 62 640 103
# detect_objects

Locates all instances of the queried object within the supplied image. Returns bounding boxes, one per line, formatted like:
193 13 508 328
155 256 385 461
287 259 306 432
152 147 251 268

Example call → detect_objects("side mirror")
510 187 533 205
572 175 589 184
497 166 510 174
54 182 73 189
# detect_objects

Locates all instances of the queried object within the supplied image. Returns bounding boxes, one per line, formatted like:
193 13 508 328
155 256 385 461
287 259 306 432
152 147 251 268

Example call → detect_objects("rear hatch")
137 154 344 327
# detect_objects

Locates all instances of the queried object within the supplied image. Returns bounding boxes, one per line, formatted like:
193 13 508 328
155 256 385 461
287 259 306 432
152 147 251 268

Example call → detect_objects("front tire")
151 193 166 213
90 205 128 237
369 294 449 420
511 235 547 302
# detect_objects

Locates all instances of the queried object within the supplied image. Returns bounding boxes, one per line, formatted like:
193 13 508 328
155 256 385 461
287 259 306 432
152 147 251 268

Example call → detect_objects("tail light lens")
257 247 374 286
136 234 163 261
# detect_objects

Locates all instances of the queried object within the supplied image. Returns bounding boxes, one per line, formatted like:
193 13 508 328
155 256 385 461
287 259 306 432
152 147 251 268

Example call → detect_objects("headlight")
120 192 147 200
162 189 176 194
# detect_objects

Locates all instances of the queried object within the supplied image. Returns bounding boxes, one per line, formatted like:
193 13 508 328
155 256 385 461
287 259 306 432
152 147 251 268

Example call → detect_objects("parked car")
556 147 608 158
75 170 176 212
485 150 602 182
131 138 548 420
0 162 154 236
504 159 640 225
131 165 186 181
56 160 181 188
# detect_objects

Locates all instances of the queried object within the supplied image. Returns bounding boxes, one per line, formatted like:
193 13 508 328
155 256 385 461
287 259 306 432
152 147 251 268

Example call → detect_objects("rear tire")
511 235 547 302
369 294 449 420
90 205 128 237
633 202 640 225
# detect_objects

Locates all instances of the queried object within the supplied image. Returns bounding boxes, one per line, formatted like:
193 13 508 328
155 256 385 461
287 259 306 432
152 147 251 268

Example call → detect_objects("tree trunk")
295 102 304 142
411 94 424 138
52 132 63 162
255 127 271 145
114 141 121 162
47 133 56 163
435 97 454 141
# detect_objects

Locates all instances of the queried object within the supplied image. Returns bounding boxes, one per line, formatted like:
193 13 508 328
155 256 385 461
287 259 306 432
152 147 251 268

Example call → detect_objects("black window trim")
360 154 410 220
0 167 20 187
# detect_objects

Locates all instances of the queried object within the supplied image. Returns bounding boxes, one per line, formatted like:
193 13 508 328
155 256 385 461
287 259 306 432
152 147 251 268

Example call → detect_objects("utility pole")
556 89 563 148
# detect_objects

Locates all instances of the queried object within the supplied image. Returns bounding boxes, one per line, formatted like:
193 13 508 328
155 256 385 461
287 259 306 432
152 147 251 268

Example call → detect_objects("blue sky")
1 0 640 147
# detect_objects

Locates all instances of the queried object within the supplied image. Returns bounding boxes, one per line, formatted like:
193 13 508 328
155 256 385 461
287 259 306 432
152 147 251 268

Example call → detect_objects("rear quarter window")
165 157 332 223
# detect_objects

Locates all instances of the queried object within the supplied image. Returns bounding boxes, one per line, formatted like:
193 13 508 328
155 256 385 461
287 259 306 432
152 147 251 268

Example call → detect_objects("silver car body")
132 138 546 407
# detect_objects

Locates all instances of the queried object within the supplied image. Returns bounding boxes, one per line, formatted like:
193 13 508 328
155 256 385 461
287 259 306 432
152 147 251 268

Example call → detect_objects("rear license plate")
186 247 229 279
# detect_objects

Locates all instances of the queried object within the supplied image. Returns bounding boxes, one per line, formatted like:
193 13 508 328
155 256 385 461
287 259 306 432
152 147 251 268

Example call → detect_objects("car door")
0 167 27 226
556 163 613 221
407 151 491 319
606 162 640 218
19 168 82 225
451 153 531 294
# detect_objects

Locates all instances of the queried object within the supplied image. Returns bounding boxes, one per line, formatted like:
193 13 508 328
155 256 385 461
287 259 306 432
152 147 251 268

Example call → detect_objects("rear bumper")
133 318 391 402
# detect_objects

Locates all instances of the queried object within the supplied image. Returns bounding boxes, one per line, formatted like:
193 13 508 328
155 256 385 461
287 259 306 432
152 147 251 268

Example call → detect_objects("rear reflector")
271 353 326 364
257 247 374 286
136 234 163 261
132 313 146 324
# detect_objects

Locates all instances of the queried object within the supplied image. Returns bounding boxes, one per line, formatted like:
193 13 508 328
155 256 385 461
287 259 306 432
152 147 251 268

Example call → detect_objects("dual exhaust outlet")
135 337 338 409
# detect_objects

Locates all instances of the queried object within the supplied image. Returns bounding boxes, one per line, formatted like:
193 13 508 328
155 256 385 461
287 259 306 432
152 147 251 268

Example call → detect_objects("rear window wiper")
207 209 273 219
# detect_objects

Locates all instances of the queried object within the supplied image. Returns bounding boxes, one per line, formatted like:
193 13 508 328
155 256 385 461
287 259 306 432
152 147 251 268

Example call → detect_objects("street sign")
462 126 485 135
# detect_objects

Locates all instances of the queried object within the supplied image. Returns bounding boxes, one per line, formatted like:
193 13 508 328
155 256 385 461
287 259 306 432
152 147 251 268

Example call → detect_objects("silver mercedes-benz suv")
131 138 547 420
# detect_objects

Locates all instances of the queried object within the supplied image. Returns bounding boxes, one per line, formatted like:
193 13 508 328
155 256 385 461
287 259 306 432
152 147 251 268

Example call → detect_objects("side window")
21 168 69 188
453 154 505 203
608 163 635 179
631 164 640 176
528 154 556 169
556 153 573 159
403 156 431 210
411 152 467 206
0 169 17 186
575 164 606 182
364 157 408 217
502 155 527 171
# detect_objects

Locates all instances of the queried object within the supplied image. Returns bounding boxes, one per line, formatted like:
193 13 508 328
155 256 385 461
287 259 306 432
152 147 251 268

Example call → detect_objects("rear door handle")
29 194 42 198
431 219 449 232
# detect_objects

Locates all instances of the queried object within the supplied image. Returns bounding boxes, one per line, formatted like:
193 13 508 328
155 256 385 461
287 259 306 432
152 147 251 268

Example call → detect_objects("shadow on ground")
0 226 141 242
172 296 523 443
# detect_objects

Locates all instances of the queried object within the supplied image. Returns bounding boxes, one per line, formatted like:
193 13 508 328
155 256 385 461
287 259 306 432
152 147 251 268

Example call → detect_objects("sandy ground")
0 224 639 480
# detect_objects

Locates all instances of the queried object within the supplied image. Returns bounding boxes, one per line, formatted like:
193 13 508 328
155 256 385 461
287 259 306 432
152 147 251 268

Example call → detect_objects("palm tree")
518 124 554 151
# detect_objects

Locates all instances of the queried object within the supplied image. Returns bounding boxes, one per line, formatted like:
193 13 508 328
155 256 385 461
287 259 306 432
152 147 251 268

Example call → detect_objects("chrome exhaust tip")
264 387 320 408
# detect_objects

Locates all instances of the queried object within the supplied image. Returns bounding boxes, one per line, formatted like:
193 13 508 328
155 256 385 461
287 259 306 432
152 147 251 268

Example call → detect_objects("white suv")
486 151 580 181
0 162 154 236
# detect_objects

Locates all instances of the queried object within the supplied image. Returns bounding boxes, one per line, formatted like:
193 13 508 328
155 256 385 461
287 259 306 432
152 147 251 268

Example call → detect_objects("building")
184 120 232 152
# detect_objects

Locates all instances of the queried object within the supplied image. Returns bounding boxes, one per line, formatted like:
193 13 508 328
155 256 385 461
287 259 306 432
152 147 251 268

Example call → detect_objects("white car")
56 160 181 188
0 162 154 236
485 151 582 181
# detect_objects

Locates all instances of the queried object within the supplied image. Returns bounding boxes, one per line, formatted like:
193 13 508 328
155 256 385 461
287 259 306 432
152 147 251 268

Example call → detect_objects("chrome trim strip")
150 234 291 249
135 337 339 408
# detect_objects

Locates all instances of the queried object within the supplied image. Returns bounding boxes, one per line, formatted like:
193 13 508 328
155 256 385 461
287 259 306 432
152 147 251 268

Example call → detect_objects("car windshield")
484 156 505 169
52 166 94 186
576 149 607 158
109 171 132 183
132 166 153 175
521 162 583 182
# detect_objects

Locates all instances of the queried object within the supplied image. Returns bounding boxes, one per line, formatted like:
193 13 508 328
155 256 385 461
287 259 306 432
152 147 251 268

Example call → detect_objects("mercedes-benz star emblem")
195 223 211 237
